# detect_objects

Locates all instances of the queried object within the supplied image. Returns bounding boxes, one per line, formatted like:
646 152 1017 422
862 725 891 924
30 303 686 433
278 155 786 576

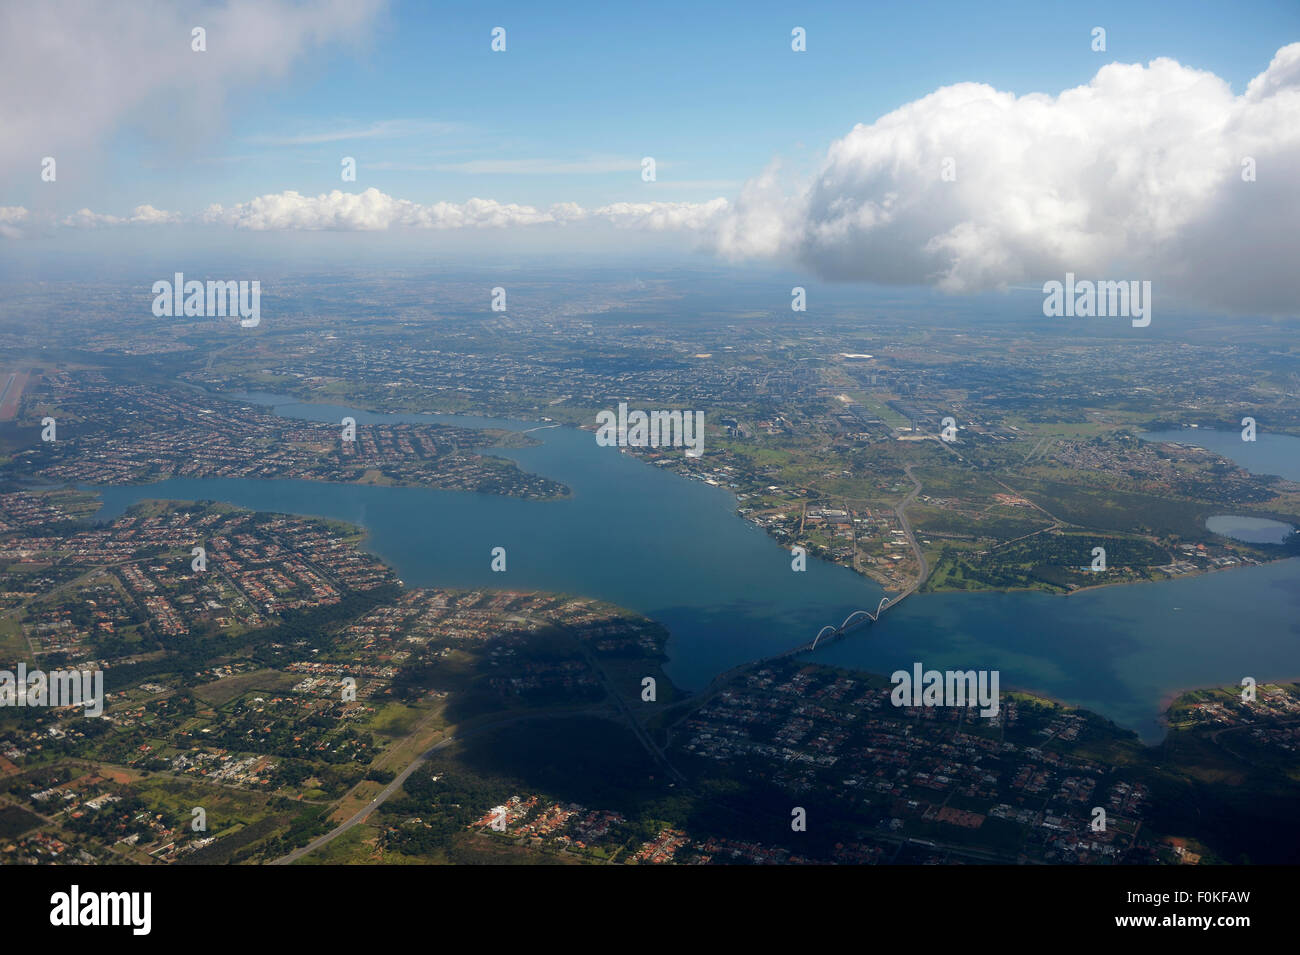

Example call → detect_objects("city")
1 0 1295 938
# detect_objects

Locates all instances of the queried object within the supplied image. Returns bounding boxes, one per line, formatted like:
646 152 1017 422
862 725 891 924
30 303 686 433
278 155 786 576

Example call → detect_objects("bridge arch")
809 596 894 650
810 625 838 650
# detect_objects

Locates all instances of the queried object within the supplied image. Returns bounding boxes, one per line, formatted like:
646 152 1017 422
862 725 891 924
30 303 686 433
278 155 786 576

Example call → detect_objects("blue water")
1207 514 1295 544
809 559 1300 742
88 404 1300 742
93 394 889 692
1141 428 1300 482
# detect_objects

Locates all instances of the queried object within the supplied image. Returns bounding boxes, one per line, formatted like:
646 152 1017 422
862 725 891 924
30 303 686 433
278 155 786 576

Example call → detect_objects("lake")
1206 514 1296 545
1140 427 1300 482
90 407 1300 743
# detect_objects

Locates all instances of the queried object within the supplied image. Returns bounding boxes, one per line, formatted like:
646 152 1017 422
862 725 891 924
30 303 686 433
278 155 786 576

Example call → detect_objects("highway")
805 462 928 651
893 463 929 602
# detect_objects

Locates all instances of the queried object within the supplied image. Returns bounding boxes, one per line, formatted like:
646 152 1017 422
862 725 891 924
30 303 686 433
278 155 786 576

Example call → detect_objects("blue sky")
2 0 1298 314
77 0 1300 212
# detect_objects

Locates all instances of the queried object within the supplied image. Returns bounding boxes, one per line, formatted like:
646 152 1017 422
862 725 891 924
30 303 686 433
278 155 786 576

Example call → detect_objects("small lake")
1207 514 1296 545
86 404 1300 743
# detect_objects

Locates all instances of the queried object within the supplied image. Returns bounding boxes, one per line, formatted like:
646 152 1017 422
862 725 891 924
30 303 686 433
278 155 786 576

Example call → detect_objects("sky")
2 0 1298 313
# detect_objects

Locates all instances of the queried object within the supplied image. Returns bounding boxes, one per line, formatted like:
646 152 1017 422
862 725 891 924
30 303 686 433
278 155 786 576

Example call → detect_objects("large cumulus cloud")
715 44 1300 314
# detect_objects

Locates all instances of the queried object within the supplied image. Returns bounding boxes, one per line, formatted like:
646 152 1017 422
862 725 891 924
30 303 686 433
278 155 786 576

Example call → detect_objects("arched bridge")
660 586 916 723
809 595 895 651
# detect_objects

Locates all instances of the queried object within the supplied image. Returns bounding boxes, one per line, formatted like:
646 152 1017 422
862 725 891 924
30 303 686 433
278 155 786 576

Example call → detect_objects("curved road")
894 463 929 600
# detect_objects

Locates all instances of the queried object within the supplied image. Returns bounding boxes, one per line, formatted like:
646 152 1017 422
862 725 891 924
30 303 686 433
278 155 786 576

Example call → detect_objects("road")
819 462 929 632
892 463 929 603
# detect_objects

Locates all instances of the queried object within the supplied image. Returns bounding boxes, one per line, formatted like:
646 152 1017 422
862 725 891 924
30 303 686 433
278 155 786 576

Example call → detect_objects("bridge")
808 595 896 651
757 464 931 660
800 464 930 645
659 587 911 725
661 465 929 720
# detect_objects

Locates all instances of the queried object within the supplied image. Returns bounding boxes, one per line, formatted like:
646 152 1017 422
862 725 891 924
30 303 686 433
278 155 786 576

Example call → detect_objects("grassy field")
856 395 911 429
0 617 30 665
192 669 301 707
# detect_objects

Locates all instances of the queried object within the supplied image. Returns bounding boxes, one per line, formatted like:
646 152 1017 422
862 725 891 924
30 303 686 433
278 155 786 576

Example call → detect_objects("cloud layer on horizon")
0 192 730 238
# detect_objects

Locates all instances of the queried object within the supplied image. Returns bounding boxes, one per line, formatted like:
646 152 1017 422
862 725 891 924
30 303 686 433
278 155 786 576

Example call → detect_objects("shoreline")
1155 673 1300 718
19 393 1300 750
23 481 1300 752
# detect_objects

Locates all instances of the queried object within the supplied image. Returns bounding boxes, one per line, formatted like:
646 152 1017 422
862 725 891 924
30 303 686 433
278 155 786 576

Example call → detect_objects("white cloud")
15 42 1297 317
0 206 30 240
127 204 182 225
194 190 727 231
59 204 181 229
60 209 123 229
198 189 570 230
0 203 180 237
592 199 730 231
3 189 726 235
712 160 803 259
712 44 1300 313
0 0 384 180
